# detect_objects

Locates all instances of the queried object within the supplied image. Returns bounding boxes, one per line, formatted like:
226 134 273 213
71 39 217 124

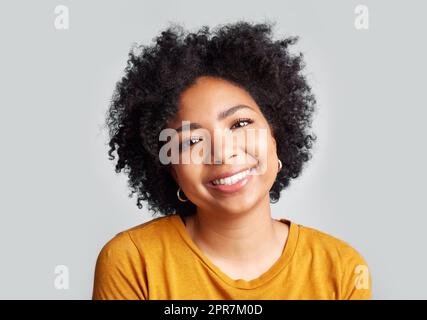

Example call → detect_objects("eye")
182 136 203 149
231 118 254 129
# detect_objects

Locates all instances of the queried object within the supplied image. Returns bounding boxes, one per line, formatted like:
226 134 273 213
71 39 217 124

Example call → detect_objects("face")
166 76 280 216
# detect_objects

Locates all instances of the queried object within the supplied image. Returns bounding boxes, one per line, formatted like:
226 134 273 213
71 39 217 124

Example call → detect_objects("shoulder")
97 215 176 260
295 222 372 299
92 215 175 300
297 223 368 264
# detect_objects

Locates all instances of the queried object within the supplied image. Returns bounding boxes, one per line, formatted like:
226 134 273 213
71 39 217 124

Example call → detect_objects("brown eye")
182 136 203 149
231 118 254 129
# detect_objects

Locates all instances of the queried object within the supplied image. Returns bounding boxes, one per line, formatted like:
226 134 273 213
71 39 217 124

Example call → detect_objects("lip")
206 165 257 183
204 164 258 194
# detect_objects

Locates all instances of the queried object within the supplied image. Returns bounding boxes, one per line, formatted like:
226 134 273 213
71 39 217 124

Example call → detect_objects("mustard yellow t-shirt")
92 214 372 300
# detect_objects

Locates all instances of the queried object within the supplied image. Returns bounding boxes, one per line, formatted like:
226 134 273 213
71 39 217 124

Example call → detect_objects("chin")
215 196 260 214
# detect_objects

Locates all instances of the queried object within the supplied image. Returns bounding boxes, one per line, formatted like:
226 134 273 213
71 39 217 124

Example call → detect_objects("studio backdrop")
0 0 425 299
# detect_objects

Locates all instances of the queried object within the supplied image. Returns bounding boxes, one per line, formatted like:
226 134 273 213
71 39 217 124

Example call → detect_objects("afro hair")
104 20 317 217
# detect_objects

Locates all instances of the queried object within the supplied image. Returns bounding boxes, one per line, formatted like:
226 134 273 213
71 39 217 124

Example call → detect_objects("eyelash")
181 118 254 148
231 117 254 129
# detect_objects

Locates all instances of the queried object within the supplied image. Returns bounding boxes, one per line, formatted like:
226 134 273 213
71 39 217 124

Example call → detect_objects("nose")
211 128 239 165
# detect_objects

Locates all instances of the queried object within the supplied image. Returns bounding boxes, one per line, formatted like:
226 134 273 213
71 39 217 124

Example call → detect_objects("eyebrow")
173 104 253 134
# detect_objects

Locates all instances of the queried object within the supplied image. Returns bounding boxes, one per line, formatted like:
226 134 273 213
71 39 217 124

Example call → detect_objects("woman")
92 20 372 300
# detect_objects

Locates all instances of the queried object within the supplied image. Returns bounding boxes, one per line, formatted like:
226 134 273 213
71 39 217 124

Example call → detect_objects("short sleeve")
339 244 372 300
92 231 147 300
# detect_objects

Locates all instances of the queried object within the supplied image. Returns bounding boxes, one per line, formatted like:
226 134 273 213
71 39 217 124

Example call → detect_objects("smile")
206 165 258 194
211 167 256 186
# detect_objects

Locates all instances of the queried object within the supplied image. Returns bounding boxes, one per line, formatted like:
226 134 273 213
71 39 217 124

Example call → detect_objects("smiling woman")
92 20 372 300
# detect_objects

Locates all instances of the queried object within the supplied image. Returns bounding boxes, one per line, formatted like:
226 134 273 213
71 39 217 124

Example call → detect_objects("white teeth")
211 168 252 186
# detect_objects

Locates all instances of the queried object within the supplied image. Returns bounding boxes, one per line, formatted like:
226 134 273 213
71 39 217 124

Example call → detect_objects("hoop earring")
278 159 283 172
177 187 188 202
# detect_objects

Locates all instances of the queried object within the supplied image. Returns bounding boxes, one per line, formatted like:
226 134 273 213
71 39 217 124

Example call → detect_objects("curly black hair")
104 20 317 218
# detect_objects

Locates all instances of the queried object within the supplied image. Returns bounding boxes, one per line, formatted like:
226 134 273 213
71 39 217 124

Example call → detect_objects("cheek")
174 165 203 190
248 130 276 176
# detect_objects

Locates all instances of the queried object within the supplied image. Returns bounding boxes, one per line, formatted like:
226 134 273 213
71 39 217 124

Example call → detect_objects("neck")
190 193 280 262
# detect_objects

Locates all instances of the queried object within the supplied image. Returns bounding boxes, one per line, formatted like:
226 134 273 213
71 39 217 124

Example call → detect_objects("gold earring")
278 159 283 171
177 187 188 202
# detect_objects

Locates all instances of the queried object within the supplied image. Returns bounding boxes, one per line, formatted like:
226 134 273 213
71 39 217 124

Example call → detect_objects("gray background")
0 0 425 299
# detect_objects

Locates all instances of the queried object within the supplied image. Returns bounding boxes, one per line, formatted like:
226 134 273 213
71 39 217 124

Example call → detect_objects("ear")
271 133 277 151
169 165 178 184
267 122 277 150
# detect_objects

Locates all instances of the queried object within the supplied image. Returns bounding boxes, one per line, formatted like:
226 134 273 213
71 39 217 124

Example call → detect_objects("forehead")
176 76 260 119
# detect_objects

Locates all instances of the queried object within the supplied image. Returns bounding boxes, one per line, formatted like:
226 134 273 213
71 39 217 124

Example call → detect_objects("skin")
167 76 289 281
